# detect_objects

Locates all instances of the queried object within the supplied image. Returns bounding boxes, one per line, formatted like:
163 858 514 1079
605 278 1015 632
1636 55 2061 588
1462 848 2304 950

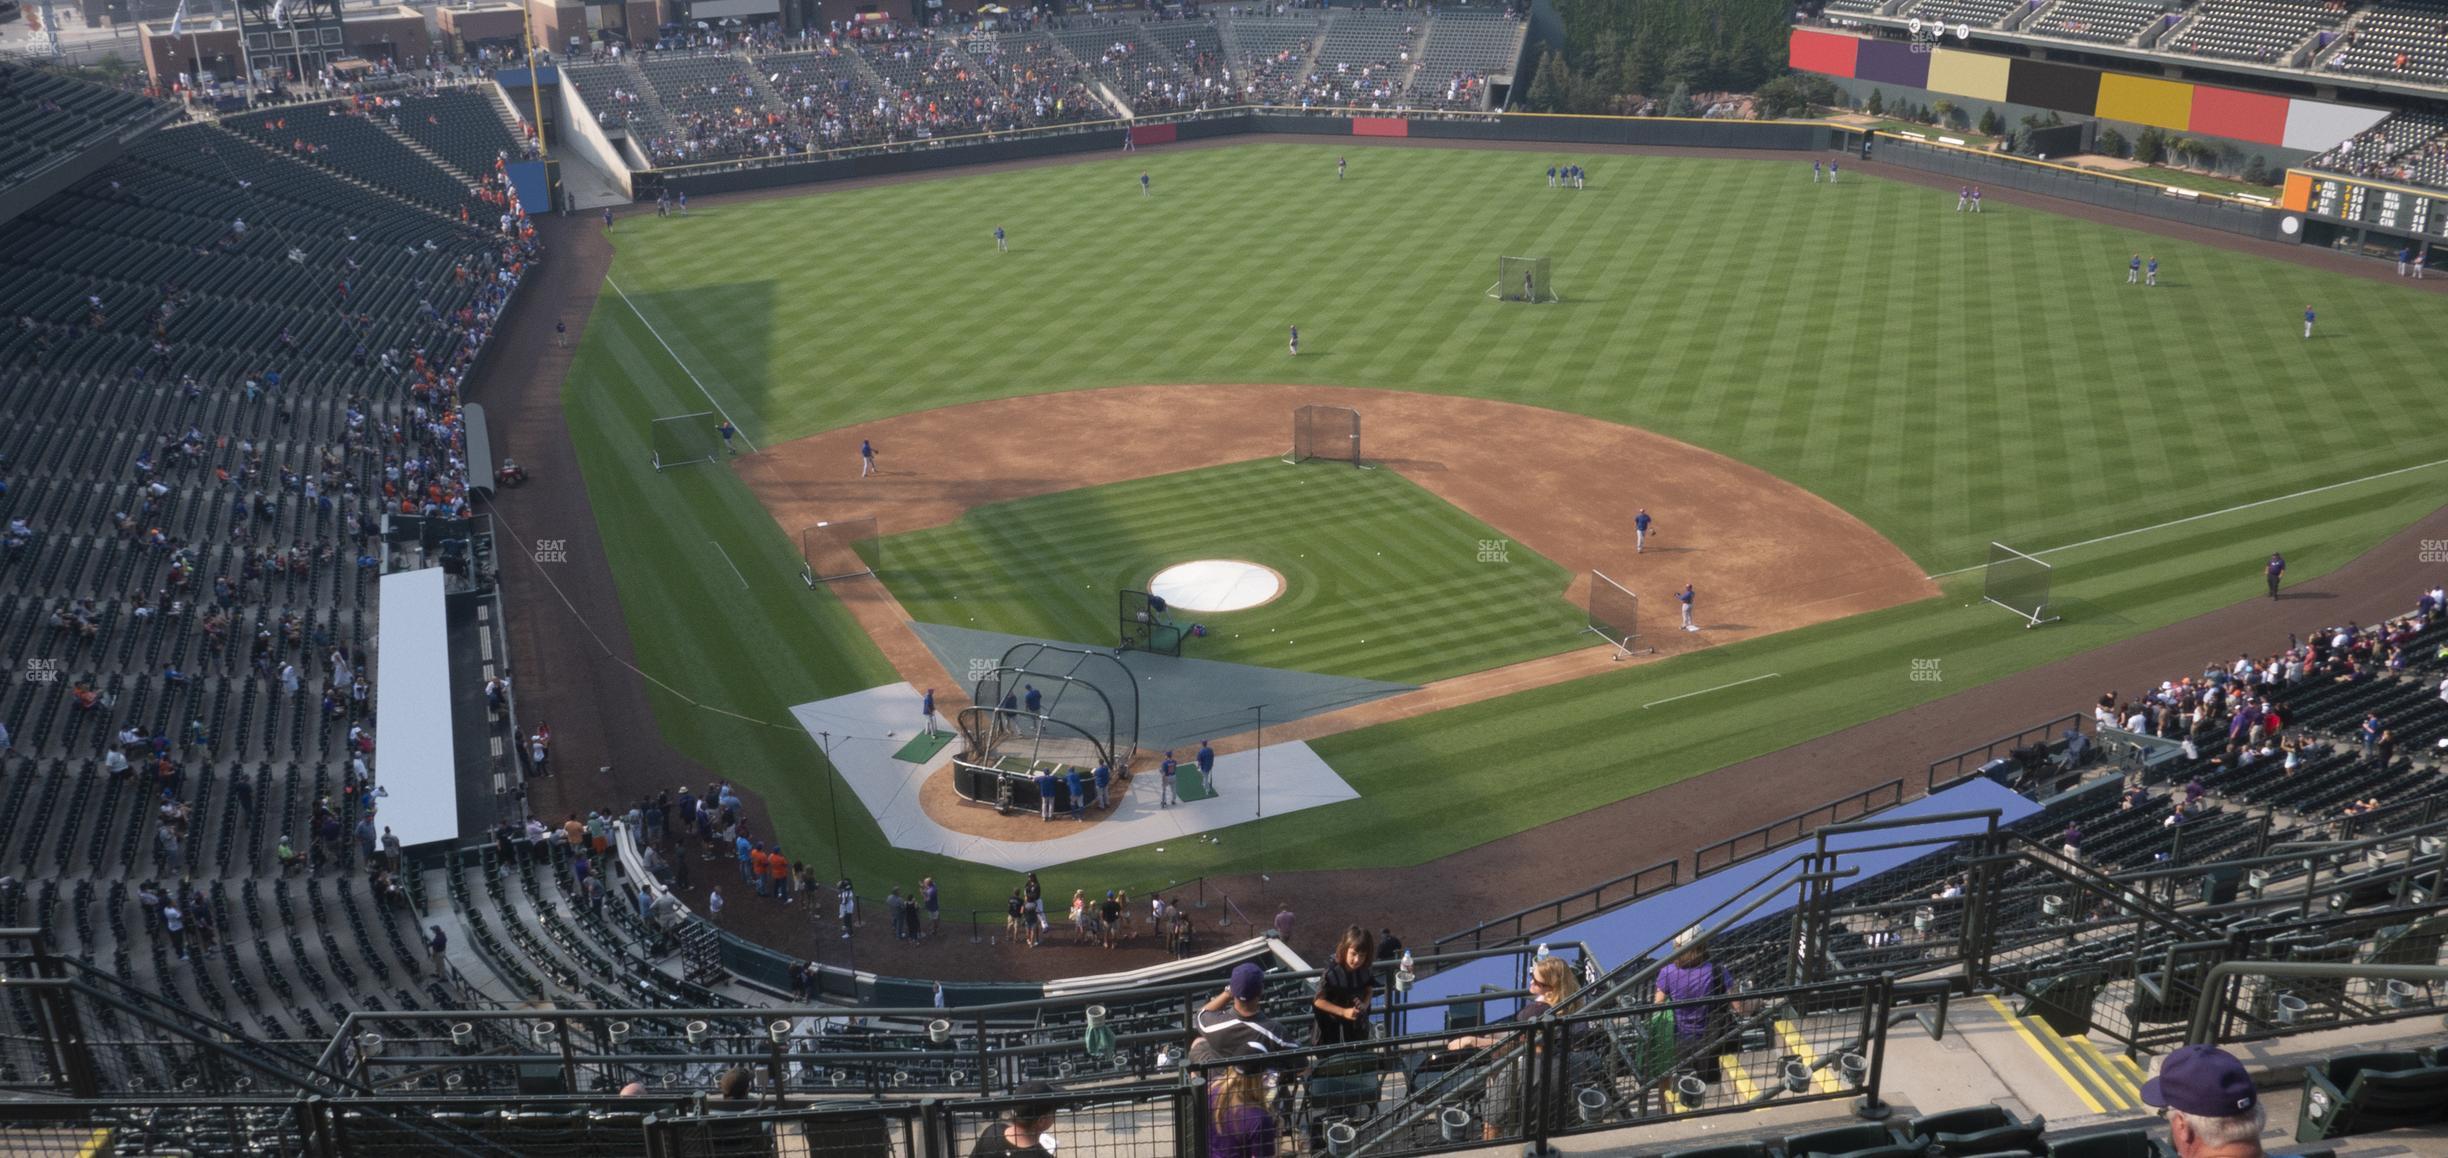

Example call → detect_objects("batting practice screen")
801 517 882 584
1289 405 1362 465
1489 256 1558 303
1981 541 2060 627
650 412 721 471
1586 569 1643 655
1118 589 1186 655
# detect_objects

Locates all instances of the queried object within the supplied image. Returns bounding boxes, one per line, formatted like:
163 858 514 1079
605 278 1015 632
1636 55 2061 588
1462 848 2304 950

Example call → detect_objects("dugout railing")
1927 713 2090 794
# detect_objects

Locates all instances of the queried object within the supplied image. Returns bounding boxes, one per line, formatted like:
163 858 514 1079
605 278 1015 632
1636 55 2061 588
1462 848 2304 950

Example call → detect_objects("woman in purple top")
1205 1067 1278 1158
1653 928 1738 1088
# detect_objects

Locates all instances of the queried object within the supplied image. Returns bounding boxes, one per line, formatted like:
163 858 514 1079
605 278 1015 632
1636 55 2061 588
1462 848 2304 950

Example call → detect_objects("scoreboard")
2298 173 2447 240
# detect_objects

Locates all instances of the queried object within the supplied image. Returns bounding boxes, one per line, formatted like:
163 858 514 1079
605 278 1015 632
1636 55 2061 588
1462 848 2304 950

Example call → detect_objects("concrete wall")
554 72 637 199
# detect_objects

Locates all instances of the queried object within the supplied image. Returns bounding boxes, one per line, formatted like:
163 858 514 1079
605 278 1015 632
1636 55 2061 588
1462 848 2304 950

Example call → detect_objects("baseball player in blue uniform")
2398 247 2412 277
2146 257 2158 287
1033 767 1055 821
1679 583 1697 632
1139 171 1151 196
1288 325 1299 356
1956 185 1969 211
2303 305 2315 339
995 226 1007 252
1196 740 1216 794
677 191 688 215
1092 761 1112 809
1634 508 1653 554
859 438 876 477
2128 254 2141 284
1970 186 1982 212
1548 164 1557 188
1337 156 1346 180
1066 768 1088 819
717 420 737 454
1159 751 1176 807
1813 160 1822 183
1828 160 1838 183
921 688 938 737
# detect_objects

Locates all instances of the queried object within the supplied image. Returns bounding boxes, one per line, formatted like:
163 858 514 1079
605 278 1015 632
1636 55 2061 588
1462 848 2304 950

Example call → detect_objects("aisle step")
1981 994 2143 1113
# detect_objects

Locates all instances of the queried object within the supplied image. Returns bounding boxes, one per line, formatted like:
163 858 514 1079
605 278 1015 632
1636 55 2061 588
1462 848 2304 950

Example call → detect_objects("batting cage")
1487 255 1558 303
1981 541 2061 628
1584 569 1652 658
649 412 722 471
1287 404 1362 466
952 643 1143 813
799 516 882 586
1119 588 1189 656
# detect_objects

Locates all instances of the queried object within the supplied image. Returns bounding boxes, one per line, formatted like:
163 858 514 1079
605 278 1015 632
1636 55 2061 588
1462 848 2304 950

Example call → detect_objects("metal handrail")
2186 962 2448 1044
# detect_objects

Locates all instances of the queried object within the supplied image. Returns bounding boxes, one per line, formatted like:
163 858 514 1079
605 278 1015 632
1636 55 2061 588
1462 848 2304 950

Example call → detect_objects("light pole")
816 729 851 975
1252 704 1267 889
816 731 845 881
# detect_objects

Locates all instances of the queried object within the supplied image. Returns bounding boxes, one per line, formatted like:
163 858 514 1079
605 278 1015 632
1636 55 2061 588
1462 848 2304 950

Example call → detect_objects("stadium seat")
1908 1106 2048 1156
1661 1143 1779 1158
2044 1127 2168 1158
1785 1123 1912 1158
2295 1050 2448 1140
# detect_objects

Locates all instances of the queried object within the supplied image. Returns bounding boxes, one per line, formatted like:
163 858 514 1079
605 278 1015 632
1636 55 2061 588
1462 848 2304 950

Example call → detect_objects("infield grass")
564 141 2448 903
881 459 1585 684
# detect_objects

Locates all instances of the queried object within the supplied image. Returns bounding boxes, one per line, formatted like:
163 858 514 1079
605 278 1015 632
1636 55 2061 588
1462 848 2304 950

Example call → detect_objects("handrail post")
1853 975 1894 1121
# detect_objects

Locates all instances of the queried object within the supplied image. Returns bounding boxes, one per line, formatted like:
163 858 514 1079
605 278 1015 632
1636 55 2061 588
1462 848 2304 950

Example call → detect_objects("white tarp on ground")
375 566 461 847
789 682 1359 874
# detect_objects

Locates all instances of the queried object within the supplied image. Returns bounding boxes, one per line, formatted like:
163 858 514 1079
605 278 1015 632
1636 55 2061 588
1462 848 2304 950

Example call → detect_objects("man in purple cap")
2140 1044 2266 1158
1192 962 1298 1067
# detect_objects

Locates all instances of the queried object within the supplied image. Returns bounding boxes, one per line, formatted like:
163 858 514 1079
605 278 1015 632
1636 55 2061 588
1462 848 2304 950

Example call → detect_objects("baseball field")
558 140 2448 911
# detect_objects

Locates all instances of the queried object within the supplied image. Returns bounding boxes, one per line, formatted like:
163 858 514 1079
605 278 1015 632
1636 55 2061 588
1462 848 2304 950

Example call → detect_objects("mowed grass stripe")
879 460 1580 684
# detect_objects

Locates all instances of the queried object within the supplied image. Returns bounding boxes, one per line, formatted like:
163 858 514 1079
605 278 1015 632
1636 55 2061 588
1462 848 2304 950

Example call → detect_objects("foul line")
711 540 749 589
1642 672 1780 710
605 276 759 454
1925 454 2448 580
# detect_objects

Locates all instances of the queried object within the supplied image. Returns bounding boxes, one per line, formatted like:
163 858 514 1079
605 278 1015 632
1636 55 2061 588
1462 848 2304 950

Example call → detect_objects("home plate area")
788 682 1359 874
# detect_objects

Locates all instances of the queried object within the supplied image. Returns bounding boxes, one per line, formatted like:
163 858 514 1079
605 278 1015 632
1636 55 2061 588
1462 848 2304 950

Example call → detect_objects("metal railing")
1431 858 1679 953
1927 713 2085 794
1695 780 1905 878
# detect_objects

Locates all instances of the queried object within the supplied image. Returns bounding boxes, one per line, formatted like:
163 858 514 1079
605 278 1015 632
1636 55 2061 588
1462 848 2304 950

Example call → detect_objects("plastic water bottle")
1396 949 1415 993
1535 942 1550 961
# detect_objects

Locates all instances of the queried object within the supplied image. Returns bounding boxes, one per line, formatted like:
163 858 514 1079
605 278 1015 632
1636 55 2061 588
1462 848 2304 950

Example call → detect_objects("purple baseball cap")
1229 962 1265 1001
2139 1044 2258 1117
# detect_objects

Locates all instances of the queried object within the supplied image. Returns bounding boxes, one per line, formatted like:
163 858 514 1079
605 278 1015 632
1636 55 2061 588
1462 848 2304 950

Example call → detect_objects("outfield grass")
565 141 2448 905
882 460 1585 684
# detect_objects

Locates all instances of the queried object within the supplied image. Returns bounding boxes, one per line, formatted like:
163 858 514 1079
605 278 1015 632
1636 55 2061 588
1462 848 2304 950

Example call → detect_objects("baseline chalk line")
1644 673 1781 710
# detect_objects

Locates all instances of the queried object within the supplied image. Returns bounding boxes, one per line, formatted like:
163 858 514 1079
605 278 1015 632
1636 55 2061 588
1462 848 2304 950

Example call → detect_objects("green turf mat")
893 731 955 763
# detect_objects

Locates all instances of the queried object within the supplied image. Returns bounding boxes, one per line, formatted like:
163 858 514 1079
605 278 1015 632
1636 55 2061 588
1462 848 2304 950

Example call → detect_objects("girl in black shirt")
1312 925 1378 1045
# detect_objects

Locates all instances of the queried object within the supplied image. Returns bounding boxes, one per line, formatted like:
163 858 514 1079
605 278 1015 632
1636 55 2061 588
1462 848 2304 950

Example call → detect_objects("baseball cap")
2139 1044 2258 1117
1229 962 1265 1002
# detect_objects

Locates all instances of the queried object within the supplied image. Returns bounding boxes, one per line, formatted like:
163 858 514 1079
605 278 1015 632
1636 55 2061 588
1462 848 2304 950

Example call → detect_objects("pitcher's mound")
1148 559 1285 613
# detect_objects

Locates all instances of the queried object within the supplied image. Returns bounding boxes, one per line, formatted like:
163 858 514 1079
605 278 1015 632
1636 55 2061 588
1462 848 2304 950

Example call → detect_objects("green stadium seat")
2295 1050 2448 1141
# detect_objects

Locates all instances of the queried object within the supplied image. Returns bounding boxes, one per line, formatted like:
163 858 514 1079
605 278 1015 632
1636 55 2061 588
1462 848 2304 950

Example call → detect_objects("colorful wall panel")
2003 59 2100 112
2093 73 2191 132
1787 28 2383 153
2281 99 2388 152
1788 29 1858 78
1854 38 1930 88
1924 47 2010 103
2185 85 2290 146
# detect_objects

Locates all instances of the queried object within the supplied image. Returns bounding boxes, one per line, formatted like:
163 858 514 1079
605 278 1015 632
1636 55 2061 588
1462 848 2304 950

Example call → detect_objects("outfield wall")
648 109 2283 240
1873 135 2293 241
